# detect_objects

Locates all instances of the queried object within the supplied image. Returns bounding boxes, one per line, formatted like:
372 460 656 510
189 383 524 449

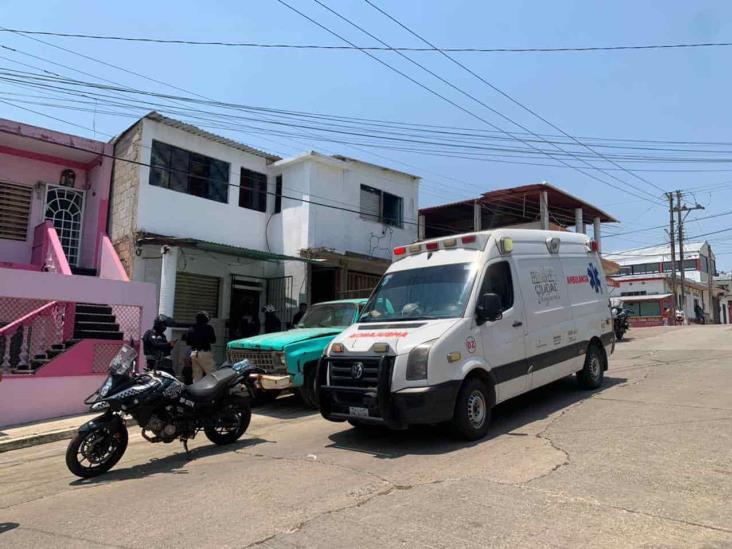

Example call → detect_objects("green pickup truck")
227 299 366 408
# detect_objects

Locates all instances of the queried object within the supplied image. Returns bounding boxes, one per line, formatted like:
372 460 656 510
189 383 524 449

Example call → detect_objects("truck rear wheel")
577 344 605 389
450 377 492 441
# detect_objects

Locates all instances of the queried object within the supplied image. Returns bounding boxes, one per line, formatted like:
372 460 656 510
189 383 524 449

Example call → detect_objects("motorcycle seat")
185 368 238 402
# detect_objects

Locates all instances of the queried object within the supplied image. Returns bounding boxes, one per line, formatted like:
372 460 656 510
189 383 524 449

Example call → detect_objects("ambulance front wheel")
450 377 492 441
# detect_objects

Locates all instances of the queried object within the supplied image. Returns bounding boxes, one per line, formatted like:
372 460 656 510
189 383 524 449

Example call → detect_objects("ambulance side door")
476 259 529 403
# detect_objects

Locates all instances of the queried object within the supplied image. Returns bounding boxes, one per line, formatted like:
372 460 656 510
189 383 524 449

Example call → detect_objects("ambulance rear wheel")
450 377 492 441
577 344 605 390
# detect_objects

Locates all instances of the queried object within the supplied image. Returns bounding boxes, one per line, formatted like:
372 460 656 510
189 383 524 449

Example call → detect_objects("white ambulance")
318 229 614 440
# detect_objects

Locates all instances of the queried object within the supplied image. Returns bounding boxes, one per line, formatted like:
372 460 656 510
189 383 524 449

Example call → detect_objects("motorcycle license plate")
349 406 369 418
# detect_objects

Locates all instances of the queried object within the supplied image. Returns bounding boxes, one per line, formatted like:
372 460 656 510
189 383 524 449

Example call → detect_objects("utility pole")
676 190 686 320
675 190 705 323
667 192 677 309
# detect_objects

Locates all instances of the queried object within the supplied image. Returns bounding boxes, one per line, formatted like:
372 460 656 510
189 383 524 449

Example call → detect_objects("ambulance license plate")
349 406 369 417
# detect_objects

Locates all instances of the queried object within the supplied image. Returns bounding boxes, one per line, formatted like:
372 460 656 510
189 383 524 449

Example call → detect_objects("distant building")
419 182 617 245
108 112 419 363
715 274 732 325
605 242 718 325
419 181 620 278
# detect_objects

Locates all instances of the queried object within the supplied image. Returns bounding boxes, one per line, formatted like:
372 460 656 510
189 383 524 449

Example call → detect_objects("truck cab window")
479 261 514 310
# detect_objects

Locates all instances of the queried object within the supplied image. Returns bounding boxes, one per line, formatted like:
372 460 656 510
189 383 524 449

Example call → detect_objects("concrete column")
575 208 585 234
473 201 482 232
593 217 602 253
540 191 549 230
418 214 426 240
158 246 178 332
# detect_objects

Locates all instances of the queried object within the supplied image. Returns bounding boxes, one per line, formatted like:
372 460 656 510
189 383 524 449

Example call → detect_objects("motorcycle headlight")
406 340 435 381
99 376 114 397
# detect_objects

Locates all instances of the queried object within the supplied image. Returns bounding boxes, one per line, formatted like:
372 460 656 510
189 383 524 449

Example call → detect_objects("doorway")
229 277 263 340
311 266 337 304
44 185 85 266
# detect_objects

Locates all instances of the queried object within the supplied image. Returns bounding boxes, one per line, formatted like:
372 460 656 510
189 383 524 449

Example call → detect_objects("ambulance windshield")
360 263 477 322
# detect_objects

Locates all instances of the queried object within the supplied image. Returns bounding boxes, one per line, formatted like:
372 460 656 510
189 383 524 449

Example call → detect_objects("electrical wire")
275 0 662 204
362 0 667 196
2 28 731 54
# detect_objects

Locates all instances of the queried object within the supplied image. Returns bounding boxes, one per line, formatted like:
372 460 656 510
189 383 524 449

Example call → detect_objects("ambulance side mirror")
476 293 503 325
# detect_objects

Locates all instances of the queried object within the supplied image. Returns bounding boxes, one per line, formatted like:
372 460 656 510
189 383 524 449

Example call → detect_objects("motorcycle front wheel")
204 398 251 445
66 425 128 478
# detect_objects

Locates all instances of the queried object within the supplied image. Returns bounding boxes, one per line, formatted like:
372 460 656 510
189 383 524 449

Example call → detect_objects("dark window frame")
149 140 229 204
274 175 283 214
239 168 268 212
359 184 404 228
478 260 514 311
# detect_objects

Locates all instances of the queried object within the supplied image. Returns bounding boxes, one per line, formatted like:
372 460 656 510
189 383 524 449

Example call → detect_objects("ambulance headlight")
406 340 435 380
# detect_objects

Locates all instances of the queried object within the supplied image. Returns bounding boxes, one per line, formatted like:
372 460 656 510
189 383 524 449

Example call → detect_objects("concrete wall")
0 121 112 270
306 159 418 258
612 278 667 296
135 118 273 250
109 122 142 277
0 375 105 428
135 243 282 363
0 151 90 265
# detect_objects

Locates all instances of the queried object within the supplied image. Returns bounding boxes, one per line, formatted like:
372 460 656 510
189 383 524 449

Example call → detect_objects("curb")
0 427 79 454
0 419 139 454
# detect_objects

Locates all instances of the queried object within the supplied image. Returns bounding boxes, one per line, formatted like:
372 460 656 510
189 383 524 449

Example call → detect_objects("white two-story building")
605 241 718 324
109 113 419 361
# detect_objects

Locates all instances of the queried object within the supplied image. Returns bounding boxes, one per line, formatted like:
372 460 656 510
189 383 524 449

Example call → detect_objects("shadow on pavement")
0 523 20 535
251 392 320 421
69 436 270 485
326 375 627 459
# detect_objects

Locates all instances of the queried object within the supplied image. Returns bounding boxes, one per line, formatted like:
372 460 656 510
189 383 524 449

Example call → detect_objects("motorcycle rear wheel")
66 426 128 478
204 398 251 445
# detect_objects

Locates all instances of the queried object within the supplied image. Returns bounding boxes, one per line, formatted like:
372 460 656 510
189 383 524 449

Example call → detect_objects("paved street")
1 326 730 548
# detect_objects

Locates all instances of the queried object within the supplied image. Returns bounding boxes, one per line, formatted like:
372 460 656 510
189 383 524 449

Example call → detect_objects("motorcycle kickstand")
182 439 191 460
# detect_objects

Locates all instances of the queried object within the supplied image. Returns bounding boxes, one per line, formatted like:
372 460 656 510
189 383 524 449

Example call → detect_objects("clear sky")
2 1 731 268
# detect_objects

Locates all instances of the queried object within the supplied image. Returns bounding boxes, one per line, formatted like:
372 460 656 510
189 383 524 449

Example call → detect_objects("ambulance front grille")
328 358 381 389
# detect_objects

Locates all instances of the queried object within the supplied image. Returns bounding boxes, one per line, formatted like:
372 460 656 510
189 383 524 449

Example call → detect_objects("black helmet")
195 311 210 324
154 314 174 330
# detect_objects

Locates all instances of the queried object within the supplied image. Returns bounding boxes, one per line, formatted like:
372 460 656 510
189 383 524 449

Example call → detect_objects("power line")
313 0 665 201
0 39 487 203
363 0 667 196
276 0 661 204
2 28 731 54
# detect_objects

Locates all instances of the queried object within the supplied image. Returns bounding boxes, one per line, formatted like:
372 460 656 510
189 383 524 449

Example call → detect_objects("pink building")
0 119 156 427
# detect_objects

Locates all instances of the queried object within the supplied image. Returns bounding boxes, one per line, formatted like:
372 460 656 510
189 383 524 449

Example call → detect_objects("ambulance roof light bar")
393 232 486 260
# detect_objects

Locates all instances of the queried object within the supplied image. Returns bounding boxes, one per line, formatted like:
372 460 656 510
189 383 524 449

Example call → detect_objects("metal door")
44 185 85 266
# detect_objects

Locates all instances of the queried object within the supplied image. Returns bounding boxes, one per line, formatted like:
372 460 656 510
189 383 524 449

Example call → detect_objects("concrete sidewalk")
0 413 99 454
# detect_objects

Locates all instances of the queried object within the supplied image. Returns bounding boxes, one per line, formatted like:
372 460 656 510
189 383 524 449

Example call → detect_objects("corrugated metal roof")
136 233 319 263
419 182 618 223
144 112 280 162
615 293 672 302
605 242 706 266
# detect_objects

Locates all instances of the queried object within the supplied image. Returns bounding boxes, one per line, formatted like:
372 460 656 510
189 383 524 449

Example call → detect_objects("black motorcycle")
66 345 254 478
612 306 631 341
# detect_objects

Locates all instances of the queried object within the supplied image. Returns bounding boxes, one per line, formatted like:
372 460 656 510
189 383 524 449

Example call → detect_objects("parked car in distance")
227 299 367 408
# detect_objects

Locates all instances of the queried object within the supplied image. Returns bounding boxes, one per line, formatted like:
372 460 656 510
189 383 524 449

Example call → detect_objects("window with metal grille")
149 140 229 203
0 181 32 241
239 168 267 212
359 185 403 228
174 272 220 324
